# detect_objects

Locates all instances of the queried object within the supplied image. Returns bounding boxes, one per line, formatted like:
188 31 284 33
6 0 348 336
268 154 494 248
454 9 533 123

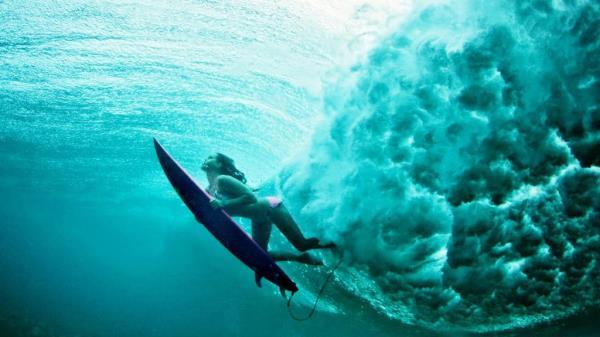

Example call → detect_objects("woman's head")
201 152 247 184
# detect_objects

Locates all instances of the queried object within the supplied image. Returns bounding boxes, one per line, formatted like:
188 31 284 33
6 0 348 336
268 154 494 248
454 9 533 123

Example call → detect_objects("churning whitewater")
276 0 599 332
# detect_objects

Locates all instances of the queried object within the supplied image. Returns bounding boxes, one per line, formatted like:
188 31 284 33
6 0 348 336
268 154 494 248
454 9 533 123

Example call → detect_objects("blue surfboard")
153 138 298 294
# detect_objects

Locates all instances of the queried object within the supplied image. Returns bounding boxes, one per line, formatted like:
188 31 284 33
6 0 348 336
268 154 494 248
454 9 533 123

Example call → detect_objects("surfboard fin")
279 287 287 299
255 272 263 288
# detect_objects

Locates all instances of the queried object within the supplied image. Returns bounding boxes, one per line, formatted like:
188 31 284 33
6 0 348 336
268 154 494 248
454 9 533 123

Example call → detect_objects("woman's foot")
298 238 337 252
297 252 324 266
306 238 337 250
318 241 337 249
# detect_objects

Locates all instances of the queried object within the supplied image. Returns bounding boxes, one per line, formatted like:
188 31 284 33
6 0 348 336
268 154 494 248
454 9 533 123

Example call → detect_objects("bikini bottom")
265 196 283 208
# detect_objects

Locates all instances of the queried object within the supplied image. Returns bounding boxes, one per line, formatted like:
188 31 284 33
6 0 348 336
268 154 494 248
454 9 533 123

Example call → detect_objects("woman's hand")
209 199 226 209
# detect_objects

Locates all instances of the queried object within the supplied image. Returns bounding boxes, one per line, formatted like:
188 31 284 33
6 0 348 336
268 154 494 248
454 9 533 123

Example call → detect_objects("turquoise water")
1 1 599 336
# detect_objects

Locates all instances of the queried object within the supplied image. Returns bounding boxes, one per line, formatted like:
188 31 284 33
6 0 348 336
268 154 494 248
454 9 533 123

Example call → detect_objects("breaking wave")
275 0 600 332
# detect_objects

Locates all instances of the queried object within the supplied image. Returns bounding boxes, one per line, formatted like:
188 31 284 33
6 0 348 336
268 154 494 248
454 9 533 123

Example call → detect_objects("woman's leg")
269 203 336 252
251 217 322 265
268 250 323 265
251 217 272 250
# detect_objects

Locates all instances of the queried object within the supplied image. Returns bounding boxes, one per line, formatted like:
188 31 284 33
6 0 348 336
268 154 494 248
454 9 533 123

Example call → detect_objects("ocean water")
0 1 598 337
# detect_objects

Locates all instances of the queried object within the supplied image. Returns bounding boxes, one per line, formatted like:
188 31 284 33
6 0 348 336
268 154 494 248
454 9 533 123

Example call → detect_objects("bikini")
265 196 283 208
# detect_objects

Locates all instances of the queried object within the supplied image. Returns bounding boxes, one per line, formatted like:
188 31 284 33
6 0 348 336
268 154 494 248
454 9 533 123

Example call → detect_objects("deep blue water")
1 1 599 337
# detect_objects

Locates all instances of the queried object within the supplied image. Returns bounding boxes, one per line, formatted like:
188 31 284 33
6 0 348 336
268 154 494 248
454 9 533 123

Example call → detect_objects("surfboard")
153 138 298 294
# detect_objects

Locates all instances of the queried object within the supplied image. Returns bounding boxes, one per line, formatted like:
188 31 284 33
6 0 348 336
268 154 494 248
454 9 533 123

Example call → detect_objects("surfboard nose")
153 137 161 150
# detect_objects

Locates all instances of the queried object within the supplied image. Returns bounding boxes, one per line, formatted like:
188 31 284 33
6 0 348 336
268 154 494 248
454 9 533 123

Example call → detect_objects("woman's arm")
214 175 257 210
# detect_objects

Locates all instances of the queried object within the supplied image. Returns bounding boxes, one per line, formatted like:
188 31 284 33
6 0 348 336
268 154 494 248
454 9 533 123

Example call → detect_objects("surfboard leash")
286 252 344 321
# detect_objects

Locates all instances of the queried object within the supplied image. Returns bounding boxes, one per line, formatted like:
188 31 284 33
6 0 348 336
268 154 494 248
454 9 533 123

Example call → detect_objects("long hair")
215 153 247 184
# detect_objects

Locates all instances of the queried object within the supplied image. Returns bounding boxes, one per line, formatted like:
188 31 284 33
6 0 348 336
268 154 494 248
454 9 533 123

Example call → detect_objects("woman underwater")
201 153 335 265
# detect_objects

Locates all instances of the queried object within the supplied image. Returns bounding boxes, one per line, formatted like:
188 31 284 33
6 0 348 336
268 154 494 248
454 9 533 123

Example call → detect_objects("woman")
201 153 335 265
